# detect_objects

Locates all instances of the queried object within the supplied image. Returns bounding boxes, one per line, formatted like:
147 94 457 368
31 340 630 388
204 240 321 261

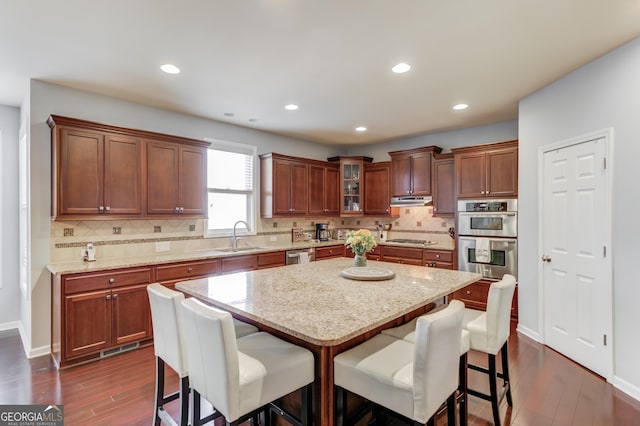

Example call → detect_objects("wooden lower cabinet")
451 279 518 318
56 267 154 367
424 249 454 269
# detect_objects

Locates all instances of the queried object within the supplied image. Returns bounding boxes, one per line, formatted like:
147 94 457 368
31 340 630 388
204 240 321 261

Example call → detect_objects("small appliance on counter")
315 223 330 241
332 228 350 240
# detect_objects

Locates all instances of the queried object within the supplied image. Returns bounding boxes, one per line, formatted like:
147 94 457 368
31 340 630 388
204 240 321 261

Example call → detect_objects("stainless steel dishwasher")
285 248 316 264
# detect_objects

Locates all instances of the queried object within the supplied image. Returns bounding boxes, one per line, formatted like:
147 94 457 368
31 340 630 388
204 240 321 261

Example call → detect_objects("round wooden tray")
340 267 396 281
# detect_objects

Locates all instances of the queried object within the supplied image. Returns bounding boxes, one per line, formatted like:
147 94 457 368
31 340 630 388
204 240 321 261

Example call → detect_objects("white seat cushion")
235 332 314 418
382 316 470 355
233 318 259 338
334 334 416 419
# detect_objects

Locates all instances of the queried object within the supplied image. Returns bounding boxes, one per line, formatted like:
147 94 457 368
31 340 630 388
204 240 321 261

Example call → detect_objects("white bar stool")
180 297 315 426
334 300 464 426
463 274 516 426
147 283 258 426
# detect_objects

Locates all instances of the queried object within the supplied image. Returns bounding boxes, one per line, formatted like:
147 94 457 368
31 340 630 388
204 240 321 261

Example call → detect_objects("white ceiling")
2 1 639 145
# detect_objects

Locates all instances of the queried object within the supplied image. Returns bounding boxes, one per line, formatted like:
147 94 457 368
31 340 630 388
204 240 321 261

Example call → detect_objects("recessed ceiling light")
248 118 258 123
355 126 367 132
453 103 468 110
160 64 180 74
223 112 235 117
392 63 411 74
284 104 299 111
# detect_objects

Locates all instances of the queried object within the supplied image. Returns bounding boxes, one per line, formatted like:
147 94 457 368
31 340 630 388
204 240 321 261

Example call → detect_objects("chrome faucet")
232 220 250 250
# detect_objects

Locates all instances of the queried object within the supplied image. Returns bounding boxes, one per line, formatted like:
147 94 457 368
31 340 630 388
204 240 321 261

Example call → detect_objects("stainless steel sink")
212 246 274 253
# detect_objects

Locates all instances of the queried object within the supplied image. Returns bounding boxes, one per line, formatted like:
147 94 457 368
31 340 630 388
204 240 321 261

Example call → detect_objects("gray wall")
519 36 640 396
0 105 20 327
345 120 518 160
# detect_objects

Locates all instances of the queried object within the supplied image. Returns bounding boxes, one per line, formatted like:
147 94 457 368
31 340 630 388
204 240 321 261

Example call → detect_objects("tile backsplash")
50 206 455 263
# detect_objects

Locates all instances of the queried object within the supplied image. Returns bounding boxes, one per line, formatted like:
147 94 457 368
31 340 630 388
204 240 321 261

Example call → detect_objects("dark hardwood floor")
1 323 639 425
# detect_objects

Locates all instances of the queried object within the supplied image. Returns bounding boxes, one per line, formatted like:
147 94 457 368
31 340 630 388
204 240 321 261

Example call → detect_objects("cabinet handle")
98 206 104 212
113 294 118 299
436 254 440 258
187 267 193 273
179 207 184 213
175 207 180 213
466 290 471 295
106 294 111 300
108 278 115 284
105 206 111 212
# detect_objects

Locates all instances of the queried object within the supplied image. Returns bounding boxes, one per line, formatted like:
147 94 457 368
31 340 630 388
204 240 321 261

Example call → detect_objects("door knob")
541 255 552 263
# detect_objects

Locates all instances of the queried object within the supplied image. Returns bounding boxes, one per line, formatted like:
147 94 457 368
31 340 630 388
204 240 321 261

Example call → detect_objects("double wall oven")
457 199 517 281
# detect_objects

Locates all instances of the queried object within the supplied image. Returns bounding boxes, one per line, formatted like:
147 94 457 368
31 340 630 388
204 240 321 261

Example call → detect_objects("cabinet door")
65 290 112 359
290 162 308 214
147 140 179 214
308 164 326 215
112 284 152 346
432 157 455 216
111 284 151 346
178 145 207 215
104 134 142 215
58 128 104 215
324 166 340 215
364 163 391 215
390 155 411 196
455 151 486 198
486 147 518 197
410 152 432 196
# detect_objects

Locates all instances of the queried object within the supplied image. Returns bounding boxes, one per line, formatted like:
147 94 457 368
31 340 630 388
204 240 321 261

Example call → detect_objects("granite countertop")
176 258 479 346
47 239 455 276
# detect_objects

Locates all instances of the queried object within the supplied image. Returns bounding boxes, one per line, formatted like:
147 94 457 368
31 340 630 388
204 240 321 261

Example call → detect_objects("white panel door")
542 137 611 378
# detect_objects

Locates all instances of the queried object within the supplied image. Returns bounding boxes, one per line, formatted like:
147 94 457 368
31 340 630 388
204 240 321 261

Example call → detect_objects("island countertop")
176 257 480 346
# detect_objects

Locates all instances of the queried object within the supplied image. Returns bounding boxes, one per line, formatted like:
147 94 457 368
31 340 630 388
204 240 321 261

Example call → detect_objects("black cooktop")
385 239 437 245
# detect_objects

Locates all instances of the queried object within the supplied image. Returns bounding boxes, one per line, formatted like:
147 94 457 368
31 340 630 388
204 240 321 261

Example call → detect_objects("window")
205 139 257 237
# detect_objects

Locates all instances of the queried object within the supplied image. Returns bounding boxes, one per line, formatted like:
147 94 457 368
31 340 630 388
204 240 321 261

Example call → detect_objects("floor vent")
100 342 140 359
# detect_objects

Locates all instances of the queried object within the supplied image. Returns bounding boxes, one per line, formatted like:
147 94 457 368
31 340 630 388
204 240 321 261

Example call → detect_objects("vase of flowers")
345 229 377 267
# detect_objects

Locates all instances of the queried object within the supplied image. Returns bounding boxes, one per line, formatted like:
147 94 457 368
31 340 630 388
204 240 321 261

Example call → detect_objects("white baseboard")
516 323 541 342
0 320 21 332
613 376 640 403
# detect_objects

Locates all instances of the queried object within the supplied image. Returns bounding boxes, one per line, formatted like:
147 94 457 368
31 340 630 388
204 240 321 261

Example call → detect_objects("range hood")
390 196 433 207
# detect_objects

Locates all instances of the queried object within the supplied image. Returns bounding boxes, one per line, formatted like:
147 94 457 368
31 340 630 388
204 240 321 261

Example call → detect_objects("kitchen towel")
475 238 491 263
298 252 309 264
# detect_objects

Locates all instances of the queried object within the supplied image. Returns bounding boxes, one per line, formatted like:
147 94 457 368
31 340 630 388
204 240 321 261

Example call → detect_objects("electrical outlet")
155 241 170 252
269 236 277 242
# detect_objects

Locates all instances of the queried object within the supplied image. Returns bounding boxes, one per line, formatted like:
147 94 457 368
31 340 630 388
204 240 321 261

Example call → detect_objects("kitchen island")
176 257 480 425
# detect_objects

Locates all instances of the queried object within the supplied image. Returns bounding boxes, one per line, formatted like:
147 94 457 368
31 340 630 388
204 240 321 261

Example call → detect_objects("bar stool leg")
153 357 165 426
459 353 468 426
501 342 513 406
488 354 501 426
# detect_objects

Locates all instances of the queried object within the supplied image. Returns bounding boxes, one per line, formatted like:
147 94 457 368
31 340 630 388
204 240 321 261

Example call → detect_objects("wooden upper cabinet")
48 115 208 220
432 153 455 217
453 140 518 199
328 156 372 217
50 117 142 218
363 162 394 216
389 146 442 197
260 153 308 217
308 162 339 216
147 141 207 216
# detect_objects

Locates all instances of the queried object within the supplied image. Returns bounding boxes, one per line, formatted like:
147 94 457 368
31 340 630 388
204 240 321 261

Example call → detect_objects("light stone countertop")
176 258 480 346
47 239 455 276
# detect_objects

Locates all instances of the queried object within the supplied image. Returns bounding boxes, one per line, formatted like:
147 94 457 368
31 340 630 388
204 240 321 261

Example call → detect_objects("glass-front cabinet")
328 156 372 216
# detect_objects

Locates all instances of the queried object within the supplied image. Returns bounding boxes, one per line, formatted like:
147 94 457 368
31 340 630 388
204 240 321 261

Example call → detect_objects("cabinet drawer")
258 251 286 269
221 255 258 274
316 245 344 259
423 249 453 263
381 246 423 261
64 267 153 294
156 260 221 281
